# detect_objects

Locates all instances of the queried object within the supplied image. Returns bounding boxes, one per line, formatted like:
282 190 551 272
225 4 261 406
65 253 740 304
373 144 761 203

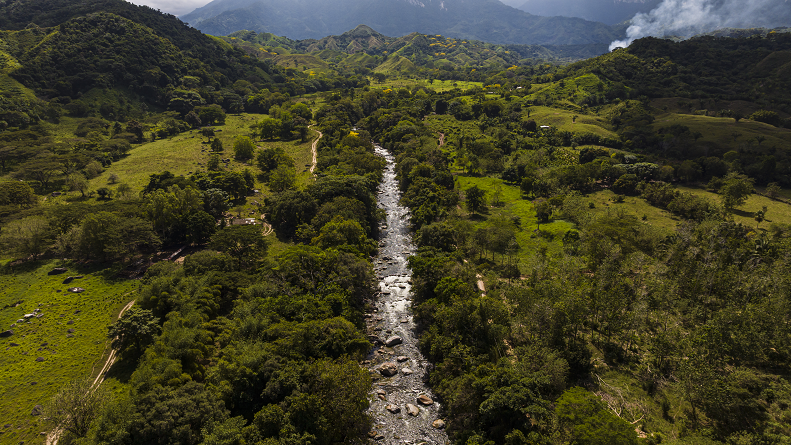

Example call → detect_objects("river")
363 145 449 444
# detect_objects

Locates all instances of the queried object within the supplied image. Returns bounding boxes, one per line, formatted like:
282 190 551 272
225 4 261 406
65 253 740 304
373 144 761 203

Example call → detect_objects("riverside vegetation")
1 0 791 444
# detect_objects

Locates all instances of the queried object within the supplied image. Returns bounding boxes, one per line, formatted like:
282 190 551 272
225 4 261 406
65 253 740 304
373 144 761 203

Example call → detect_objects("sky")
126 0 211 16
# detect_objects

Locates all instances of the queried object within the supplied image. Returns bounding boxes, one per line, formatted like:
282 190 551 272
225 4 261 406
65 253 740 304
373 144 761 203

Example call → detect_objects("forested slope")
1 2 791 444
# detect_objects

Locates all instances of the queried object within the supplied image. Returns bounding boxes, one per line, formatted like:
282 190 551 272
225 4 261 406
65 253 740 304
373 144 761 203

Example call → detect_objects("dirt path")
476 273 486 296
309 126 322 177
46 299 136 445
260 217 274 236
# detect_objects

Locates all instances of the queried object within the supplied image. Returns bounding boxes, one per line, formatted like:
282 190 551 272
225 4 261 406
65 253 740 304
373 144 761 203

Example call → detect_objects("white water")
364 146 449 444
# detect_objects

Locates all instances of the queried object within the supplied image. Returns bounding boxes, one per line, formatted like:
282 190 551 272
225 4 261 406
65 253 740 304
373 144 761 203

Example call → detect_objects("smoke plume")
610 0 791 51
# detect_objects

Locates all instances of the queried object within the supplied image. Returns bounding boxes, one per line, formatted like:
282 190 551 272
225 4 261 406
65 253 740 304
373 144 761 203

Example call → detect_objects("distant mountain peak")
181 0 623 46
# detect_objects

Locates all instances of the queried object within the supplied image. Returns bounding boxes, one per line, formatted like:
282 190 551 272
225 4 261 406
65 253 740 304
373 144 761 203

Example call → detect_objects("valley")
1 0 791 444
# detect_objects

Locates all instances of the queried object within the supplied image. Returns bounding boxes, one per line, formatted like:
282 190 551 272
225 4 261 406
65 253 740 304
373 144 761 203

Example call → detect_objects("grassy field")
0 260 136 444
652 112 791 151
456 175 575 267
523 105 617 139
677 185 791 228
587 190 680 234
370 78 483 93
86 114 316 196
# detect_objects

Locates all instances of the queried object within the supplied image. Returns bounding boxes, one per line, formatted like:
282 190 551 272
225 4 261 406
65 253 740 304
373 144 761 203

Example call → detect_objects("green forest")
2 1 791 445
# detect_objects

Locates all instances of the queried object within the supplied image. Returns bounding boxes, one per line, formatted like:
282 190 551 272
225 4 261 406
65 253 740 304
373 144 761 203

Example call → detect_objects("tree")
15 153 62 190
67 174 89 197
555 387 638 445
209 225 268 267
126 120 144 143
754 209 765 228
257 118 282 140
96 187 112 199
766 182 781 200
0 181 37 208
201 127 215 142
0 216 49 259
60 212 160 261
185 110 201 128
719 172 754 211
211 138 223 153
233 136 256 161
202 188 231 219
466 185 486 214
144 186 204 241
186 211 217 244
196 105 226 126
116 183 133 200
107 307 160 356
207 153 221 171
45 378 108 439
269 164 297 192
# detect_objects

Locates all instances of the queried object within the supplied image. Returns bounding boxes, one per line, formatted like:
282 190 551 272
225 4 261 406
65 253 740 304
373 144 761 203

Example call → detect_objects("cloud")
125 0 211 16
610 0 791 51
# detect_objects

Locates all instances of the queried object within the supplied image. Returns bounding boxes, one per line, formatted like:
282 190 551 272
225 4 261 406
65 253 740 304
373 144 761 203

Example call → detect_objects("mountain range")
514 0 662 25
181 0 626 46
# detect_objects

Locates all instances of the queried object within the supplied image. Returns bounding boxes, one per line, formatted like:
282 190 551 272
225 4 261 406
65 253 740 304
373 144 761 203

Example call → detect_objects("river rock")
375 389 387 396
401 367 413 375
396 356 409 362
432 419 446 429
386 404 401 414
378 362 398 377
417 394 434 406
385 336 402 347
406 403 420 416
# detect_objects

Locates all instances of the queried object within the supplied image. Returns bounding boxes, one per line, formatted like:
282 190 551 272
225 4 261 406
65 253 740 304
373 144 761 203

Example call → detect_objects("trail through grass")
0 260 136 444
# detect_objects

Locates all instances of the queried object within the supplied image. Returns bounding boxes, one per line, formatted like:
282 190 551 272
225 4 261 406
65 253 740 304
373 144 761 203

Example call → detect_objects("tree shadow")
731 208 755 218
469 213 488 222
103 353 138 384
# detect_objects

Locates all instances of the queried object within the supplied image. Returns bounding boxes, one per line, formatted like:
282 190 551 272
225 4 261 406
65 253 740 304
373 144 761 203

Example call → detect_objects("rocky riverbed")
363 145 449 445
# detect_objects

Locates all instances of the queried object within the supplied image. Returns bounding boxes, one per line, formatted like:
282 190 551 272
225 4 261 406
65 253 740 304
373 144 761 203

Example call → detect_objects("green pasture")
587 190 680 233
0 260 136 444
652 112 791 151
370 78 482 93
524 105 617 139
86 114 316 195
456 175 575 265
677 185 791 228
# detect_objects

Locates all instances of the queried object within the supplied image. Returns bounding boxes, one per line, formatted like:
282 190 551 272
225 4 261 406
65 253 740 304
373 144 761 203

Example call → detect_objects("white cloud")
125 0 211 16
610 0 791 51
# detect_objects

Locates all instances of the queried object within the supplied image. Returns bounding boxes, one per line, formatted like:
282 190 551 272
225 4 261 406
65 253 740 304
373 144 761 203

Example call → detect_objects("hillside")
220 26 611 77
181 0 624 46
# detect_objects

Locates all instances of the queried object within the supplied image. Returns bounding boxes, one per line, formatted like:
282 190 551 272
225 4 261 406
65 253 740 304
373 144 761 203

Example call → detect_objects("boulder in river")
406 404 420 416
385 336 402 347
417 394 434 406
386 404 401 414
378 362 398 377
432 419 446 429
401 368 413 375
396 356 409 362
